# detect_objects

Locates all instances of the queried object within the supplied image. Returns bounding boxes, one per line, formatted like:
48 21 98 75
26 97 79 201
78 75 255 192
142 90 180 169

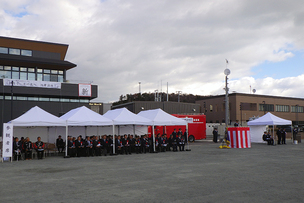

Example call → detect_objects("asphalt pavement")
0 139 303 203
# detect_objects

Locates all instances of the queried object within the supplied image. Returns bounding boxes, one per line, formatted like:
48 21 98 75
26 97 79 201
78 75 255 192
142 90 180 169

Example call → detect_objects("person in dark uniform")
172 135 178 152
135 136 141 154
178 134 185 151
293 127 298 141
13 137 22 161
213 128 218 143
276 128 282 145
168 134 173 151
101 135 108 156
85 136 93 156
56 135 65 153
160 134 167 152
116 135 124 155
172 129 177 139
23 137 33 160
107 135 114 155
155 133 161 152
142 135 149 153
75 136 85 157
34 136 45 159
93 136 101 156
129 135 135 153
282 129 287 144
68 136 76 157
262 131 273 145
123 134 131 155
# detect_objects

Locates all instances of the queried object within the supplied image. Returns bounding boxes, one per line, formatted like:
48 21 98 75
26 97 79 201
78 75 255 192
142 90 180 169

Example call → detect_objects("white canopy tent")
138 108 187 151
103 107 152 154
60 106 113 156
247 112 292 144
9 106 66 143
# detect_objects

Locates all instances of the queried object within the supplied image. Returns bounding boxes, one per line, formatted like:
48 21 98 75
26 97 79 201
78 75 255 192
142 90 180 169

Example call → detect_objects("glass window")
39 97 50 101
4 66 11 70
0 95 3 99
0 66 3 70
79 99 89 103
0 70 11 79
44 69 50 73
5 96 16 100
16 96 27 100
28 68 35 72
43 74 50 81
28 72 35 81
12 67 19 71
0 47 8 54
21 49 32 56
58 70 63 74
12 72 19 79
60 98 70 102
37 74 43 81
28 97 39 101
276 105 289 112
20 72 27 80
70 99 79 103
51 70 58 74
37 69 43 73
50 75 58 82
9 48 20 55
58 75 64 82
20 67 27 72
50 98 60 102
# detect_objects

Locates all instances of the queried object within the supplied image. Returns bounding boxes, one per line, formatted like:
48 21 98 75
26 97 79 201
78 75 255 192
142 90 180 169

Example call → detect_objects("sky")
1 0 304 102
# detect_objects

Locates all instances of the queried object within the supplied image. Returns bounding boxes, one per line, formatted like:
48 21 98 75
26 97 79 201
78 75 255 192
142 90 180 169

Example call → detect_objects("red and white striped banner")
228 127 251 148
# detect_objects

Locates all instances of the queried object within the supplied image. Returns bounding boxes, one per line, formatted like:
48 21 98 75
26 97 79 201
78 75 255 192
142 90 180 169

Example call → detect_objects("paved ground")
1 139 303 203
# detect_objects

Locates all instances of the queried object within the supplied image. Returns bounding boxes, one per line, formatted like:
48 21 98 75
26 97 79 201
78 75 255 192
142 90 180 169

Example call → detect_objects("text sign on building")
3 79 61 89
79 84 92 97
182 117 193 123
2 123 13 159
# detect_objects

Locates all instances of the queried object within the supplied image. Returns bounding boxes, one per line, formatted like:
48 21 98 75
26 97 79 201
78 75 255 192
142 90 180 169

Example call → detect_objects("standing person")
101 135 108 156
282 129 287 144
276 128 282 145
23 137 33 160
34 137 45 159
56 135 65 154
172 129 177 139
177 128 183 137
213 128 218 143
293 127 298 141
234 121 239 127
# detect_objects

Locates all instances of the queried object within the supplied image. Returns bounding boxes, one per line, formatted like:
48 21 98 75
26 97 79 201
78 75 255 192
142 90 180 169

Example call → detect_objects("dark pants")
102 147 107 156
68 148 76 157
178 144 184 151
277 134 282 144
213 135 218 143
57 146 64 153
282 134 286 144
94 147 101 156
36 149 44 159
25 150 32 159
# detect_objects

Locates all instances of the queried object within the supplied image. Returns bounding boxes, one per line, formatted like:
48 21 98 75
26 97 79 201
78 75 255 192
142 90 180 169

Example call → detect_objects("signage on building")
182 117 194 123
79 84 92 97
3 79 61 89
2 123 13 161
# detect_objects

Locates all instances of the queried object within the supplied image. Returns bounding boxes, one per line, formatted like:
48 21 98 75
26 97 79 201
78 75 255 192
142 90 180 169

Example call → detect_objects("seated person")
262 131 273 145
13 137 22 161
23 137 33 160
56 135 65 153
34 137 45 159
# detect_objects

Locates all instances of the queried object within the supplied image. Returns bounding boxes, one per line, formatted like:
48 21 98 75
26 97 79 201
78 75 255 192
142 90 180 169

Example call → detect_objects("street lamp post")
224 68 230 129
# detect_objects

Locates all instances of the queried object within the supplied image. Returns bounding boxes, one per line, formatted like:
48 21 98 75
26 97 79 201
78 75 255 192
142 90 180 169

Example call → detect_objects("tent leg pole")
153 125 155 152
113 125 115 155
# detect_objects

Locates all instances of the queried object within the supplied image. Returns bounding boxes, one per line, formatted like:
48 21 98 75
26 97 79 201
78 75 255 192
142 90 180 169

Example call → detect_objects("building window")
0 47 8 54
210 105 213 112
9 48 20 55
291 106 304 113
21 49 32 56
259 104 274 112
276 105 289 112
240 103 257 111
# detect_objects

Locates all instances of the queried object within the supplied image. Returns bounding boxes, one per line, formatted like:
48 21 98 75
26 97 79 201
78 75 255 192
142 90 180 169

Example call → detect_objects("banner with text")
3 79 61 89
2 123 13 158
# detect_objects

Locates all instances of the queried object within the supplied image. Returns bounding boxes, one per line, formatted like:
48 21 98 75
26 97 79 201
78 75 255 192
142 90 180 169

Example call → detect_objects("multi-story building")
0 36 97 134
196 93 304 127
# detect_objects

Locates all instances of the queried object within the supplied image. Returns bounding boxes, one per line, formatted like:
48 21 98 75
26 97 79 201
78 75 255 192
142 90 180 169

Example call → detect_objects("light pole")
224 68 230 129
176 91 182 102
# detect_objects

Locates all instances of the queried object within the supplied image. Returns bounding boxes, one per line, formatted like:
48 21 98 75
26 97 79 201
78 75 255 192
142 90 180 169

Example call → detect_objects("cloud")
1 0 304 102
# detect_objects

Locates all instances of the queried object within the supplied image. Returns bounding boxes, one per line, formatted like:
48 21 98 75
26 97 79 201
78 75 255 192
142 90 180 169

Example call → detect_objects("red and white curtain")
228 127 251 148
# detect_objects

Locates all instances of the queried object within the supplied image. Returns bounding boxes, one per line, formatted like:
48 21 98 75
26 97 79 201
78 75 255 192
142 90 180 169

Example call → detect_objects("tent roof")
247 112 292 126
10 106 66 126
60 106 113 126
138 108 187 126
103 107 152 125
